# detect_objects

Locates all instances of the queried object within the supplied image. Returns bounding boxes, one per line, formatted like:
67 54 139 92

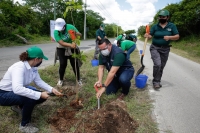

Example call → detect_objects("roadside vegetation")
0 50 158 133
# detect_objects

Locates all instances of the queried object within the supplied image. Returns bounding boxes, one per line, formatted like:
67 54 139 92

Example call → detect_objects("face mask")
100 27 104 31
159 19 167 24
101 49 110 56
34 61 42 67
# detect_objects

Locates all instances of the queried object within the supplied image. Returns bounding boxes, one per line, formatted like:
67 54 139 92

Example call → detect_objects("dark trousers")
106 68 134 95
93 40 100 59
150 44 170 85
0 86 46 126
57 48 80 81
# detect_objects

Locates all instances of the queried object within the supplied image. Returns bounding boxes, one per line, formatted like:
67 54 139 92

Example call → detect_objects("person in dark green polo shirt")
93 24 107 59
126 34 137 43
144 9 179 89
94 39 134 101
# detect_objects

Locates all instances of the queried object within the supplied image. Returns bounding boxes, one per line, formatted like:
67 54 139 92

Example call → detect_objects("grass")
0 36 52 48
0 49 158 133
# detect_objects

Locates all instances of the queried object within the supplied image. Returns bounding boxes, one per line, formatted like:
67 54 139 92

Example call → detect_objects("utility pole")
54 0 56 20
84 0 87 40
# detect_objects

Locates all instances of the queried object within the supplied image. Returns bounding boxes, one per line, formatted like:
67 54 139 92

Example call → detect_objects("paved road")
136 40 200 133
0 39 115 78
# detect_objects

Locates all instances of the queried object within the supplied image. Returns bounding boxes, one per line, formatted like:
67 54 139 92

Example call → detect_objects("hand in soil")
52 88 62 96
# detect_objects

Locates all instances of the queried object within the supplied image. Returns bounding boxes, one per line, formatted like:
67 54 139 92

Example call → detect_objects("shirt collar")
24 61 31 70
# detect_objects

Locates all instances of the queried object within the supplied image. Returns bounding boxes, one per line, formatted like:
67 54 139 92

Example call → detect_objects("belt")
153 44 171 48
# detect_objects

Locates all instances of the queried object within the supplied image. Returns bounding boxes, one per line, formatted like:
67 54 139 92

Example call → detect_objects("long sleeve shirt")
0 61 52 100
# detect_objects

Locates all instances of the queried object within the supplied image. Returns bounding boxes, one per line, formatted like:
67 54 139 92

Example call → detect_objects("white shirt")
0 61 53 100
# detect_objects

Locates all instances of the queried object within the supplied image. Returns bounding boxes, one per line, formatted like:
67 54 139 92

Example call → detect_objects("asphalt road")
0 38 114 78
136 40 200 133
1 39 200 133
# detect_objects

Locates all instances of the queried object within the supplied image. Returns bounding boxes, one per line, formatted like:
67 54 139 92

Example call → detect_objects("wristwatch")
102 84 107 88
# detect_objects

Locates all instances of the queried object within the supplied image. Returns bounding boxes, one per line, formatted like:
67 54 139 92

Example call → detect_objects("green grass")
0 49 158 133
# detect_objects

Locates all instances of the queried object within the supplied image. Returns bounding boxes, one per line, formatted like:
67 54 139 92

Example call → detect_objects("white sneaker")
57 80 63 87
19 123 39 133
78 80 83 86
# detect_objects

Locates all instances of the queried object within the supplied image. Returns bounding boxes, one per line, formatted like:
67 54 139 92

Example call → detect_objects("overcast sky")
14 0 181 32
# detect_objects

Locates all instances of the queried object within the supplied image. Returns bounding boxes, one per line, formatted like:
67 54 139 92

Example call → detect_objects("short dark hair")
98 38 111 45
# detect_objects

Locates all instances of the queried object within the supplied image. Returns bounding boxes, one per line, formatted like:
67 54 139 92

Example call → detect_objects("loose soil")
48 86 138 133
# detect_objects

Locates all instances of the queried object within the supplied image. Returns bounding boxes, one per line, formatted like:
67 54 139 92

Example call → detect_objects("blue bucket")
140 50 143 55
135 74 148 89
91 59 99 67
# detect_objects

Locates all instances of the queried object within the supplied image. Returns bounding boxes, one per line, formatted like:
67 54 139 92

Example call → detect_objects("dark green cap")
100 24 105 29
26 46 48 60
159 9 169 16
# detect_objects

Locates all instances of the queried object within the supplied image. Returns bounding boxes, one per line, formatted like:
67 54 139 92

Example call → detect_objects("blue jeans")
126 44 136 60
106 68 134 95
0 86 46 126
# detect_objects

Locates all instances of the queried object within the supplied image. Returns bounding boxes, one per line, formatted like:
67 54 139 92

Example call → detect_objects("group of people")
0 9 179 133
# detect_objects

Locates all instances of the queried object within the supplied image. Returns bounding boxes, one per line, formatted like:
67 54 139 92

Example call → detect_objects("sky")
14 0 182 32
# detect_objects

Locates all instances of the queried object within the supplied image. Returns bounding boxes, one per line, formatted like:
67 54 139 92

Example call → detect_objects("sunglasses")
159 16 167 18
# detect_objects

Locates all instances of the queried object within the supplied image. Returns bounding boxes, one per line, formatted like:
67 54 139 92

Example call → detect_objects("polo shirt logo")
167 28 172 31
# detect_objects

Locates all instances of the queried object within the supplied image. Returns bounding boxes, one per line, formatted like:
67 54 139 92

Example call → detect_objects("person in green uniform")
94 39 134 101
127 34 137 42
144 9 179 89
54 18 82 87
93 24 107 59
117 39 136 60
113 34 126 45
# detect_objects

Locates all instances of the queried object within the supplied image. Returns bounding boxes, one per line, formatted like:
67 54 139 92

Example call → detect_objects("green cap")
26 46 48 60
159 9 169 16
100 24 105 29
116 35 123 40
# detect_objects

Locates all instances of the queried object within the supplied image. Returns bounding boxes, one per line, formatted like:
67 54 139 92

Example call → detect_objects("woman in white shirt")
0 46 61 133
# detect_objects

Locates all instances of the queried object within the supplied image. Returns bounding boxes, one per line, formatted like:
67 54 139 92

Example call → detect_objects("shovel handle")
142 25 150 56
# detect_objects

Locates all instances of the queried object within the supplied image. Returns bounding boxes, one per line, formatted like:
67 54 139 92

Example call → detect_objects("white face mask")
100 27 104 31
101 49 110 56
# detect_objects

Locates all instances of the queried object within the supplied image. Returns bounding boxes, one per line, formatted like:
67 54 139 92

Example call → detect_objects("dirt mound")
48 100 138 133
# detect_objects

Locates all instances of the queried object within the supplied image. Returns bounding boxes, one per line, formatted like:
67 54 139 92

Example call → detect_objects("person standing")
144 9 179 89
94 39 134 101
0 46 62 133
93 24 107 59
54 18 82 87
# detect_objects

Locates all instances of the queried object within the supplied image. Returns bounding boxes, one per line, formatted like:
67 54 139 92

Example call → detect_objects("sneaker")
11 105 22 115
19 123 39 133
57 80 63 87
78 80 83 86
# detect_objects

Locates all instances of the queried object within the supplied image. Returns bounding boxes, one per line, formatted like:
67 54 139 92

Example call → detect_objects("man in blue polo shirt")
144 9 179 89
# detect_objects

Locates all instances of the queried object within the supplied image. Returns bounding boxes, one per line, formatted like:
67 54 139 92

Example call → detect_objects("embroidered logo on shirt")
167 28 172 31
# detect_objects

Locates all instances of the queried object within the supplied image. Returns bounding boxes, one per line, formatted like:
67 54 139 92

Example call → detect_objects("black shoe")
153 84 162 89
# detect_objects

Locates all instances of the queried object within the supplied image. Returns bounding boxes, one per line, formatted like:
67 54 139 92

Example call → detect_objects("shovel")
135 25 150 77
94 86 101 109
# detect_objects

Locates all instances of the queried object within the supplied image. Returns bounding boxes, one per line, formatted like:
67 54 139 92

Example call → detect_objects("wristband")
102 84 107 88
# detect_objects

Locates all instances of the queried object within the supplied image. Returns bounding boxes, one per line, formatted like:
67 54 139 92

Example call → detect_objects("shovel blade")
135 66 145 77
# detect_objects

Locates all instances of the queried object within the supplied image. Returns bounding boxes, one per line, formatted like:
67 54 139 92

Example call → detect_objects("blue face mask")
34 61 42 67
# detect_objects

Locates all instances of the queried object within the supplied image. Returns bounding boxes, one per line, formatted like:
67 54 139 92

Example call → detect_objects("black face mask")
159 19 167 24
34 61 42 67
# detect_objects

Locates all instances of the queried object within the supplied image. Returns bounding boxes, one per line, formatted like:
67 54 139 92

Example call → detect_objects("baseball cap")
26 46 48 60
100 24 105 29
159 9 169 16
55 18 66 31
